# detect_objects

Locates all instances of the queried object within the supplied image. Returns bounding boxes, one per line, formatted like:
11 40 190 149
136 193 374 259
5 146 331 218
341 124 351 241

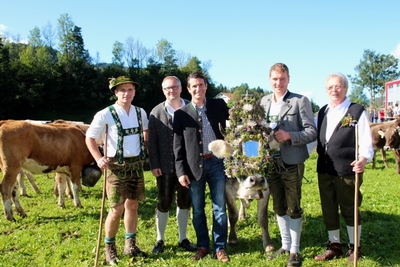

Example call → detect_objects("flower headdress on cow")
208 93 277 179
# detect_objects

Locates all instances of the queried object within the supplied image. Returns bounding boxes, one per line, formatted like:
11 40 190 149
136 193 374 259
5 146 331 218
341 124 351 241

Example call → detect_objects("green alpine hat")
109 76 140 92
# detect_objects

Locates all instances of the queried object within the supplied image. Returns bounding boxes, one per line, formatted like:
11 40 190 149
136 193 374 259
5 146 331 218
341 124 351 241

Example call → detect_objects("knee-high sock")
289 217 302 253
277 215 291 251
347 225 362 245
328 229 340 243
177 207 189 242
156 209 169 241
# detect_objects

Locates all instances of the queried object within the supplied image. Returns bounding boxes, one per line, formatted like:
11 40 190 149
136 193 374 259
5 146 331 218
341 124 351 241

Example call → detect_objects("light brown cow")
0 120 96 221
370 119 400 172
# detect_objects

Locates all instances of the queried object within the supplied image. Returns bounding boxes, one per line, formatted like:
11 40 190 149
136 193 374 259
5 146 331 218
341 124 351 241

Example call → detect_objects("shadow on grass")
301 211 400 266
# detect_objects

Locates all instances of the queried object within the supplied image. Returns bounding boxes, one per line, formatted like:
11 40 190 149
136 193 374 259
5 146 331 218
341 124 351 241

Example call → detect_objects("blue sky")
1 0 399 107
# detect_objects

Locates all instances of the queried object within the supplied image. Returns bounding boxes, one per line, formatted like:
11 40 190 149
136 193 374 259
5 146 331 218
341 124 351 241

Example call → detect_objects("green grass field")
0 151 399 267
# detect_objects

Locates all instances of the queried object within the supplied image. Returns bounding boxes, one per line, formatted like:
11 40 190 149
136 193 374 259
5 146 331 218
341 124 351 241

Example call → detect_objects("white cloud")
391 43 400 59
0 23 6 35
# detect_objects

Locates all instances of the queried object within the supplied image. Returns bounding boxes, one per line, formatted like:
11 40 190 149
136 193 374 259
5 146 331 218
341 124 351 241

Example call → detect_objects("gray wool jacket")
148 99 189 175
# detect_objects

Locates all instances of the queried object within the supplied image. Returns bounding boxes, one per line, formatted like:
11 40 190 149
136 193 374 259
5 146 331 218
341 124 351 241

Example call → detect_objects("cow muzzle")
236 174 268 200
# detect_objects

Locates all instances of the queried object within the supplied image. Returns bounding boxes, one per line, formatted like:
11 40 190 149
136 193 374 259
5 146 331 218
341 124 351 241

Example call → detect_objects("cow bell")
81 165 102 187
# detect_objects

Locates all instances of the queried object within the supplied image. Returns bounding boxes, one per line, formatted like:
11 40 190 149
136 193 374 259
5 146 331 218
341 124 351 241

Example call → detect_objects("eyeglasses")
163 85 180 91
326 85 343 91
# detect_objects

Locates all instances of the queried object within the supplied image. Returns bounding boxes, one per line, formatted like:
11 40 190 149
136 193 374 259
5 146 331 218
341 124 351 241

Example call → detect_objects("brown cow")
370 119 400 172
0 120 97 221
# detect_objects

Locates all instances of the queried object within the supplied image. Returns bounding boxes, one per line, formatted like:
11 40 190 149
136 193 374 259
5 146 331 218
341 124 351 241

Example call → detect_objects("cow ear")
378 130 385 138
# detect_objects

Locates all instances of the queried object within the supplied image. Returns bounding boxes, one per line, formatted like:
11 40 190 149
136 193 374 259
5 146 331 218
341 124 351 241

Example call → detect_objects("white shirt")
86 103 148 158
268 91 288 129
165 98 186 122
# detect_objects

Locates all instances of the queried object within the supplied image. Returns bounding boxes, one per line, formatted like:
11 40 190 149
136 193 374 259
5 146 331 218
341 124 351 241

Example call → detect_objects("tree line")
1 13 398 122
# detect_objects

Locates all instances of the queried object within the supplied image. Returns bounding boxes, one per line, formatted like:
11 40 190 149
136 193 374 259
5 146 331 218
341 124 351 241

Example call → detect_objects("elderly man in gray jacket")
261 63 317 267
148 76 196 254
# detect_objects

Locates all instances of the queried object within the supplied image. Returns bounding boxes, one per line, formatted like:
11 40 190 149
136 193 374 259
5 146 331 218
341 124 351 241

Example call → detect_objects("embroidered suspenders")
108 105 146 164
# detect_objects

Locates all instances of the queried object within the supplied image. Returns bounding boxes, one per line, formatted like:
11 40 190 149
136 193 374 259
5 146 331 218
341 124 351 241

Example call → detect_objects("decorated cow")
208 94 277 253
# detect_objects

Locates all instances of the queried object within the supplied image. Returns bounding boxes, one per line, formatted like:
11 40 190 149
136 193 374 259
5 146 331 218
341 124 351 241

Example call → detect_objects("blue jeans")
190 156 227 252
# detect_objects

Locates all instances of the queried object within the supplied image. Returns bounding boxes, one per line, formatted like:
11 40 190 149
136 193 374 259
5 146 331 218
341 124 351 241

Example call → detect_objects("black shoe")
268 248 289 260
287 252 301 267
178 238 197 252
152 240 165 253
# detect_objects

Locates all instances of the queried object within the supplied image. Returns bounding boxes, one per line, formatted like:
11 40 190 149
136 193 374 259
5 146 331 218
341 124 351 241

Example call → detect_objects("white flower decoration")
243 103 253 112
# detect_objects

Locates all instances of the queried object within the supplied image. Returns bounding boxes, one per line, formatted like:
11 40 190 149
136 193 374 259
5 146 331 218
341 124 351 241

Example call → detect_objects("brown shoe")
314 241 343 261
105 242 118 265
346 244 361 266
191 247 209 260
123 237 147 257
216 249 230 263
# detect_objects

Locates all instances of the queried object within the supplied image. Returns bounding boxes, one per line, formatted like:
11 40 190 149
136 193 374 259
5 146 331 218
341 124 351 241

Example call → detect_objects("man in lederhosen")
86 76 148 265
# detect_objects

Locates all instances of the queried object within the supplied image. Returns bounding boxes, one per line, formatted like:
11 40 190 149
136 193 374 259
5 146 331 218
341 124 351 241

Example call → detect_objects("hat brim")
110 81 140 92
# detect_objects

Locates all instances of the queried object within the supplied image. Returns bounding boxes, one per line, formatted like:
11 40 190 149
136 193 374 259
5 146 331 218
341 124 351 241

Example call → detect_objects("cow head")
236 173 268 199
382 125 400 150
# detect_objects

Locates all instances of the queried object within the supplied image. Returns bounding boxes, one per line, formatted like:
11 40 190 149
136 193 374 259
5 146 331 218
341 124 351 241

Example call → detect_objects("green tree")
310 99 320 114
28 27 43 47
348 49 400 108
348 86 369 107
0 38 18 118
181 56 203 76
112 41 124 66
156 39 178 74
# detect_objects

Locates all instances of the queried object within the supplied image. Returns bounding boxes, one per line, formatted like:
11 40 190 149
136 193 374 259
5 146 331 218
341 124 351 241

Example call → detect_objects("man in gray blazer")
148 76 196 254
261 63 317 267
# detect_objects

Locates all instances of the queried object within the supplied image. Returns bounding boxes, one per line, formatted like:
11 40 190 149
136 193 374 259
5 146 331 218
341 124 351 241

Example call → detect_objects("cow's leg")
0 169 21 221
257 188 275 253
395 149 400 174
225 178 239 245
55 173 66 208
65 176 74 199
239 199 252 220
53 174 59 197
11 183 27 218
372 150 377 169
17 170 28 196
69 169 83 208
24 171 41 194
238 199 246 220
381 148 389 168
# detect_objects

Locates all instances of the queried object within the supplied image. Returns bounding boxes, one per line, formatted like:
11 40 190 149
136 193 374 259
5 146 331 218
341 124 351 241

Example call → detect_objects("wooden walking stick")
353 124 359 267
94 125 108 267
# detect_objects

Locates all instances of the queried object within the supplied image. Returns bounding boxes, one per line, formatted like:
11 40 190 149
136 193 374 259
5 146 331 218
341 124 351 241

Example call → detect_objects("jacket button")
199 164 203 168
199 141 203 145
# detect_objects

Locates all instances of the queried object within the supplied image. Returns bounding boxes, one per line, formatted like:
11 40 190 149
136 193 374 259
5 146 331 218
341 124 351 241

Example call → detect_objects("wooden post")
94 125 108 267
353 124 359 267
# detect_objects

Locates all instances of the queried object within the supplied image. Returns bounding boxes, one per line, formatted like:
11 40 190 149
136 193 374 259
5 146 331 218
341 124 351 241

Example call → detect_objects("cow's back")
0 120 94 173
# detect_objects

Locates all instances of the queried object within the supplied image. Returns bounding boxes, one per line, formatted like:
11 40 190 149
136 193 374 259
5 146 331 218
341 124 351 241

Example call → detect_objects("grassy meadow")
0 151 399 267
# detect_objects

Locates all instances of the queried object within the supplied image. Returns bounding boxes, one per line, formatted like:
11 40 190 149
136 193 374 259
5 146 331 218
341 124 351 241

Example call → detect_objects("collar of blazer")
265 90 292 129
